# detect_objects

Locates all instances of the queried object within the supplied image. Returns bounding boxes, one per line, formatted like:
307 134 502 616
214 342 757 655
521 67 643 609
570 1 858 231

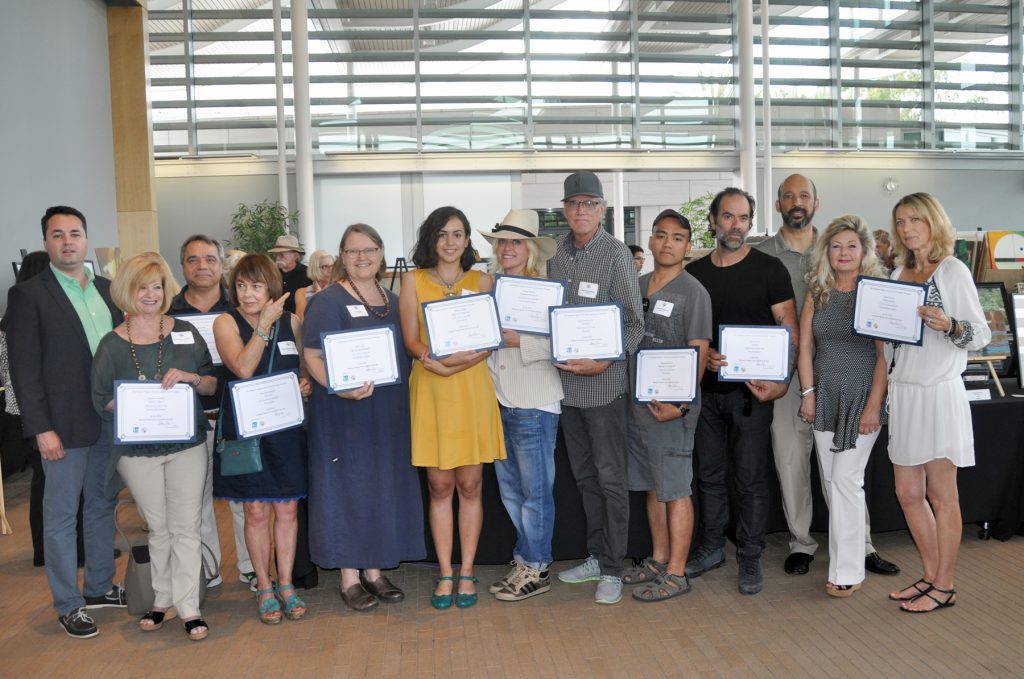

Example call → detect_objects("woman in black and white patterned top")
797 215 888 598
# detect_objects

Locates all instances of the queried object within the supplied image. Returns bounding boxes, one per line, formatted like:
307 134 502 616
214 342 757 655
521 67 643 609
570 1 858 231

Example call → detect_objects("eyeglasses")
563 199 601 211
342 247 381 258
318 264 334 271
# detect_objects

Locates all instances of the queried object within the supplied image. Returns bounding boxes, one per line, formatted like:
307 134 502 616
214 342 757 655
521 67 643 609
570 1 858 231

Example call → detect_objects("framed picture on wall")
965 282 1016 380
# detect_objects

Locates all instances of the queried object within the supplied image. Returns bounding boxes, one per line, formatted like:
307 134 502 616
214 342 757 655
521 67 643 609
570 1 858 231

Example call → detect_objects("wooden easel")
388 257 410 291
966 354 1009 397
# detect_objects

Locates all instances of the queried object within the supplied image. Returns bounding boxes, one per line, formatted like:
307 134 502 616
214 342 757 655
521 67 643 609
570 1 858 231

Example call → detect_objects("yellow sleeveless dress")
409 268 506 469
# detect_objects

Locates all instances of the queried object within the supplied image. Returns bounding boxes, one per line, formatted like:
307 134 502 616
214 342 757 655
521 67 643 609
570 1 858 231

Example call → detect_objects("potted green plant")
229 200 300 255
679 191 715 250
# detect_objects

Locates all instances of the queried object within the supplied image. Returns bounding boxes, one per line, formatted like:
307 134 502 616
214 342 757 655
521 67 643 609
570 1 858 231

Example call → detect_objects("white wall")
0 0 118 312
315 175 404 265
422 173 516 260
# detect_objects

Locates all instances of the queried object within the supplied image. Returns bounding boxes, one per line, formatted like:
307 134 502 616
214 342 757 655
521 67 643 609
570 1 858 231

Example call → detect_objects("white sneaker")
595 575 623 605
557 555 600 584
489 561 524 595
495 565 551 602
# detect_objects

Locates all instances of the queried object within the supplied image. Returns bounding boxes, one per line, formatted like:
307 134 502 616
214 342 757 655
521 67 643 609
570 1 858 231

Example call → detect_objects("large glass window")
147 1 1023 156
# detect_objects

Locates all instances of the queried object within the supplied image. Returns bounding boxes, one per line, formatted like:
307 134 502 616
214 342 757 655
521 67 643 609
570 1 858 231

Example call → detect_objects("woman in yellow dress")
398 206 506 610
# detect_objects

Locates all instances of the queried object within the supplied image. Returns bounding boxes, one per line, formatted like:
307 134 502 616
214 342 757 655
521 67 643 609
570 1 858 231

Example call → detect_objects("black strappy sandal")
138 609 172 632
889 578 932 601
901 586 956 613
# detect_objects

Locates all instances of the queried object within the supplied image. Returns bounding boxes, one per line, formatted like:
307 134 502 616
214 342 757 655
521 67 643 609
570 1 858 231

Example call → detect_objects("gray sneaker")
489 561 524 595
557 555 601 584
685 546 726 579
738 556 764 595
594 575 623 605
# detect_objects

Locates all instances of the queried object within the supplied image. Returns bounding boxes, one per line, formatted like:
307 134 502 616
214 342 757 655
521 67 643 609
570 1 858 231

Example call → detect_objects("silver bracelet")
800 386 815 397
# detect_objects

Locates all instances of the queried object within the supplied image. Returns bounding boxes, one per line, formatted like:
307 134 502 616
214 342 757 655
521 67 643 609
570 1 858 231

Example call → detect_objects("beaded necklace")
346 278 391 318
126 315 166 381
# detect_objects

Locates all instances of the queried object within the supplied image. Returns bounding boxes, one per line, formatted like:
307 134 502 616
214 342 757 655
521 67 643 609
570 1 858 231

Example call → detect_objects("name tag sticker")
653 300 674 317
171 331 195 345
277 341 298 356
578 281 599 299
347 304 369 318
460 288 477 296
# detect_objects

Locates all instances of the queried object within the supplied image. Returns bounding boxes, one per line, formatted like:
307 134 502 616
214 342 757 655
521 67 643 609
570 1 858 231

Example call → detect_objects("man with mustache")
754 174 899 579
684 188 797 595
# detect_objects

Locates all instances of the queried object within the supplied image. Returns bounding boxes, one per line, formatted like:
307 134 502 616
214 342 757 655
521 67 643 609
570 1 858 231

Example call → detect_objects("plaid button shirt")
548 228 644 408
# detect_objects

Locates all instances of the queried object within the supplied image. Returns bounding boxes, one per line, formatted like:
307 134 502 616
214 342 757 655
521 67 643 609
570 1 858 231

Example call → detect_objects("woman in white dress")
885 193 990 613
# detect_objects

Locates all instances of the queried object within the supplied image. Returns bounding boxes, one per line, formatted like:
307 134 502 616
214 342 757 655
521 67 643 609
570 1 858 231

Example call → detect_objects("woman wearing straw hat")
481 209 565 602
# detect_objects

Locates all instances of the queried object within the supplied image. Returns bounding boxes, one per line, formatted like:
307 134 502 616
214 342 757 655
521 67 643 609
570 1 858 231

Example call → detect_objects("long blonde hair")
488 239 547 278
891 192 955 268
806 215 884 309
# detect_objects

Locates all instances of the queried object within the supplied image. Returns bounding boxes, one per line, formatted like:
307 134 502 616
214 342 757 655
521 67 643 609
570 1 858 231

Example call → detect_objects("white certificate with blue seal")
422 292 503 358
228 370 305 439
852 275 927 345
493 274 566 335
635 347 699 403
114 381 197 444
550 303 625 362
321 326 401 393
717 325 792 383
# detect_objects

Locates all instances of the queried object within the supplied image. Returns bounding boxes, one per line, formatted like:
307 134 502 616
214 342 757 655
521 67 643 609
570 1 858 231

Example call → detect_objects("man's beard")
783 206 814 230
716 227 745 251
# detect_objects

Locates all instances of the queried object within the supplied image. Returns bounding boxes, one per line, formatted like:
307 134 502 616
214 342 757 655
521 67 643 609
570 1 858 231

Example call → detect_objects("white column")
291 0 315 252
761 0 773 236
738 0 757 211
613 171 626 242
273 0 288 211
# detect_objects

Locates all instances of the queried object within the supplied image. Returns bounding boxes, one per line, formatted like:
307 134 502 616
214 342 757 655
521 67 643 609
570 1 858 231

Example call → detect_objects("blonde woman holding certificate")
885 194 990 613
91 253 217 641
797 216 887 598
482 209 563 602
399 206 506 610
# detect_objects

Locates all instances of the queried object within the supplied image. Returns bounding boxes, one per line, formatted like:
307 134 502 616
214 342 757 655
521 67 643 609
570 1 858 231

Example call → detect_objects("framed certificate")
717 325 792 383
321 325 401 393
229 370 306 440
852 276 927 345
634 347 699 403
493 274 566 335
172 312 222 365
114 381 198 445
550 303 626 362
422 292 503 358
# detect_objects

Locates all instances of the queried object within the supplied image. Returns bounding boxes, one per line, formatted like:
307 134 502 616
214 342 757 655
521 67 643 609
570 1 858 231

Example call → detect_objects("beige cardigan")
488 334 564 409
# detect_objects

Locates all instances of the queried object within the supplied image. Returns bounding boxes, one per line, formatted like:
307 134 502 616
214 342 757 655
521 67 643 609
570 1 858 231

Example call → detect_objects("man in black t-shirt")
684 188 798 596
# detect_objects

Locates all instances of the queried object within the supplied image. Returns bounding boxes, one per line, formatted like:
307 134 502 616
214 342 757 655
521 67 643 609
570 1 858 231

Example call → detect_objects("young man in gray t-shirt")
622 209 712 602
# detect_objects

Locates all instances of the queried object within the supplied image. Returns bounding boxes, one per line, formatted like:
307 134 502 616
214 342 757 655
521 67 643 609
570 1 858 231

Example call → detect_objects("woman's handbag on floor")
118 502 209 615
215 320 280 476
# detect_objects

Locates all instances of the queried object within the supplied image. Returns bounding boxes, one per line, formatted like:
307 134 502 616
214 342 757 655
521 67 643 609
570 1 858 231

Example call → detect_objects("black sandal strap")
184 618 208 633
141 611 166 624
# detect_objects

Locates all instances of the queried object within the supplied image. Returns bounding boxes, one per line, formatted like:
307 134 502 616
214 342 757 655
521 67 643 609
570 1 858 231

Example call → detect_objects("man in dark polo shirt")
169 234 253 590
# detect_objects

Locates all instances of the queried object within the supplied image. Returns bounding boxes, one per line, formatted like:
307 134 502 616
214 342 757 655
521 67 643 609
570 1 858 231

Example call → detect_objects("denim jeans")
495 407 558 570
41 420 118 616
560 395 629 578
694 389 773 559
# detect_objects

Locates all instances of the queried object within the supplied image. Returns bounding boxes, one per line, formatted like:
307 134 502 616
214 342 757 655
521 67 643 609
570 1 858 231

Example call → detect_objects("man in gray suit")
6 206 125 638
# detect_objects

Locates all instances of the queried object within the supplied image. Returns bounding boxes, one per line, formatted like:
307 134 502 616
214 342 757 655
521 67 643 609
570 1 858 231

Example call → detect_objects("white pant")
814 430 879 586
118 443 207 619
772 385 876 555
200 428 251 575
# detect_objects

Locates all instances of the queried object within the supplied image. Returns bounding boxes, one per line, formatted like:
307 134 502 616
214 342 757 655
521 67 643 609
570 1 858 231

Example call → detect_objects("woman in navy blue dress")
213 254 312 625
303 224 425 612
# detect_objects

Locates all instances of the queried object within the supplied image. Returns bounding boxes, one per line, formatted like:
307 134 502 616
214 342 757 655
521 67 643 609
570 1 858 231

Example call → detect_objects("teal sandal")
276 584 307 620
455 575 479 609
431 575 455 610
256 587 282 625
